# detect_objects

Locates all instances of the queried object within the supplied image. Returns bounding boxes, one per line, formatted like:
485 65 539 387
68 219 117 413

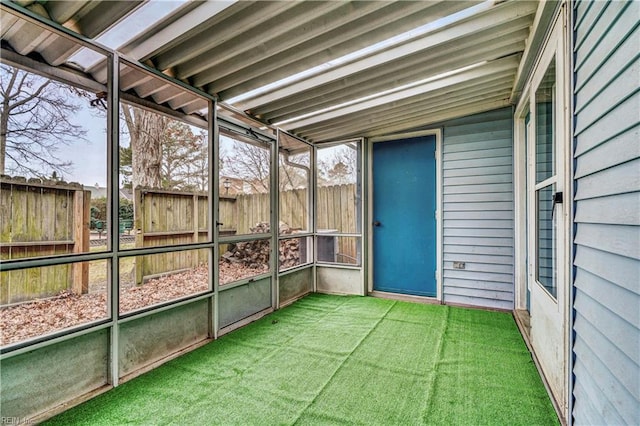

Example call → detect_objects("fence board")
1 179 88 304
132 184 358 282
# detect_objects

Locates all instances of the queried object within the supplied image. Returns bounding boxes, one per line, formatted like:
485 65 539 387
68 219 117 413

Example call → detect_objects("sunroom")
1 1 638 425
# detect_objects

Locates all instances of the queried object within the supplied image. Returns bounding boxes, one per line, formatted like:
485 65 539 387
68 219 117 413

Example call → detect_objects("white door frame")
515 5 571 418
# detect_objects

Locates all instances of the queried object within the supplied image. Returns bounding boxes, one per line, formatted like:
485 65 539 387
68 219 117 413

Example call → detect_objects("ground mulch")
1 263 266 346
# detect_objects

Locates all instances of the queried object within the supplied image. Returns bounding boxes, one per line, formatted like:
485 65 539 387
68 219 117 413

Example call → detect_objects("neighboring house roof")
85 185 133 201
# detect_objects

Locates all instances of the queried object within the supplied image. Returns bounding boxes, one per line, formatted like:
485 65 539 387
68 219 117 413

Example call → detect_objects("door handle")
373 221 381 227
551 191 563 219
216 221 224 227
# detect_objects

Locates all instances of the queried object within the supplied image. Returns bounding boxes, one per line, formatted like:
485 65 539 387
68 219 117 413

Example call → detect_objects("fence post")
193 194 199 267
134 188 144 285
72 189 90 294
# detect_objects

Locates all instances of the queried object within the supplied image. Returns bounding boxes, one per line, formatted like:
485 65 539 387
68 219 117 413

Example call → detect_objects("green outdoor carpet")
45 294 558 425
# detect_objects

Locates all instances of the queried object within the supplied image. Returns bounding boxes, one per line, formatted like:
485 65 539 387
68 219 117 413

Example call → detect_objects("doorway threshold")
369 290 440 305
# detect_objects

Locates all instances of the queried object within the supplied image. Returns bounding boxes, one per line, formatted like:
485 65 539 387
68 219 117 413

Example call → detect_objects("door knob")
373 221 381 227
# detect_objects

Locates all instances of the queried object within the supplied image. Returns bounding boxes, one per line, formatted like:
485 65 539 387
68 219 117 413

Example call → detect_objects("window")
0 63 108 258
534 58 557 299
218 132 271 236
119 249 210 314
0 36 111 347
278 131 313 272
316 141 362 266
217 126 274 285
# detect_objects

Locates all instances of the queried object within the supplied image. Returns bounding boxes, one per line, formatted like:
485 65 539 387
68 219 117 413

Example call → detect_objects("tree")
220 135 314 194
221 137 270 192
121 104 166 188
0 65 87 177
317 144 357 186
160 123 207 190
120 108 208 191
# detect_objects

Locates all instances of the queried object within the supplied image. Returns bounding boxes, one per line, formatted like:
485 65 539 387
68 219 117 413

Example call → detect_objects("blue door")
372 136 437 297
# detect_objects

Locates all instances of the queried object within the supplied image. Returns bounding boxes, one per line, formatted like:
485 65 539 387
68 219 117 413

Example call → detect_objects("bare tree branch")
0 65 88 177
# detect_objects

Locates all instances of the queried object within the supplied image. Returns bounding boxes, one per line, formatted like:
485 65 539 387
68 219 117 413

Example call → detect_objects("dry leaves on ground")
1 263 267 346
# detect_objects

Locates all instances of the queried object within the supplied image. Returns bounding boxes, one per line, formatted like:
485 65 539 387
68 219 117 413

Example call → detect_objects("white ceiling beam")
135 79 170 99
44 1 89 24
176 2 342 80
260 35 527 122
87 1 237 83
120 70 153 92
179 1 392 82
300 92 512 142
168 93 201 111
296 78 514 139
182 99 209 116
121 1 238 62
209 1 479 98
0 12 19 38
39 35 83 66
239 1 536 110
253 22 530 118
362 100 512 139
4 19 50 55
296 80 514 140
293 73 513 136
303 99 511 143
152 86 183 105
280 55 519 130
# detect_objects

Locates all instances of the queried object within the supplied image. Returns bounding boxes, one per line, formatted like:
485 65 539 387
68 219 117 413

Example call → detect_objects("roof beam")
279 55 520 130
304 99 511 143
252 22 530 119
295 77 514 140
259 35 527 122
122 1 239 64
300 91 513 141
201 1 477 96
87 1 238 83
178 1 391 81
69 1 145 39
0 47 105 93
238 1 536 110
175 1 334 79
362 100 512 139
296 77 515 139
510 0 561 103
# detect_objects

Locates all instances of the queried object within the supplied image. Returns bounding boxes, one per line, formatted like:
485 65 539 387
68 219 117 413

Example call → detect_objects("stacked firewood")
221 222 301 269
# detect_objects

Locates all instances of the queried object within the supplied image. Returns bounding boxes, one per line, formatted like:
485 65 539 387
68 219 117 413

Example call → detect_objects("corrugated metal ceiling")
1 0 539 142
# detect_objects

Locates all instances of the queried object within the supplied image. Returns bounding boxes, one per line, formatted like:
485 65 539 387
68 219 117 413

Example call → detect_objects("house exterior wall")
441 108 515 310
572 1 640 424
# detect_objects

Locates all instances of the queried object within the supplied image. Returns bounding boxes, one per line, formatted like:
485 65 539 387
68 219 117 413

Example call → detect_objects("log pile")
221 222 301 269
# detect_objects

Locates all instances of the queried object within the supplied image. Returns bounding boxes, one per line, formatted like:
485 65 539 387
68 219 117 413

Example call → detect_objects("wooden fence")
220 184 357 235
0 178 90 304
134 188 209 283
134 185 357 278
316 184 358 263
0 182 360 303
136 184 359 278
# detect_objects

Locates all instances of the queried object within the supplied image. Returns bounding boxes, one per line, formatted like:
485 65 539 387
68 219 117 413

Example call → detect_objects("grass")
45 294 558 425
88 243 135 285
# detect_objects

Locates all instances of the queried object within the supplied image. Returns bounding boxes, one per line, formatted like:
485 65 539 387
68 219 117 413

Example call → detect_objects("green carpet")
45 294 558 425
